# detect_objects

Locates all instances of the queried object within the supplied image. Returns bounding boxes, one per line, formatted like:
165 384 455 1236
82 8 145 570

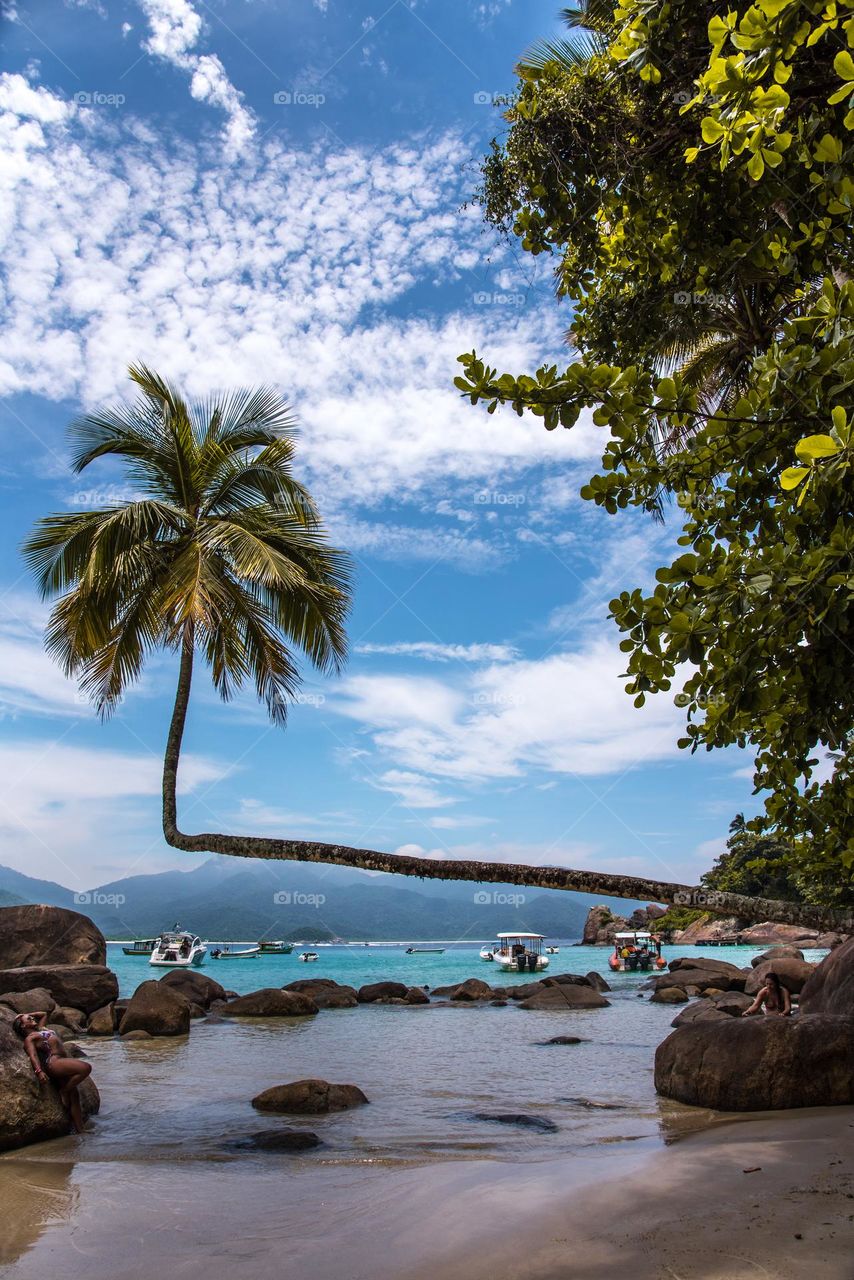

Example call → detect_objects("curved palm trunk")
163 639 854 934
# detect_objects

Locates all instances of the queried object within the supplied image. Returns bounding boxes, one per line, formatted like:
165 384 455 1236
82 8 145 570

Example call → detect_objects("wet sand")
2 1108 853 1279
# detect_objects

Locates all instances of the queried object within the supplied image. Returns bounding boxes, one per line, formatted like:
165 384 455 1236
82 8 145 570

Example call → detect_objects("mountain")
0 858 654 942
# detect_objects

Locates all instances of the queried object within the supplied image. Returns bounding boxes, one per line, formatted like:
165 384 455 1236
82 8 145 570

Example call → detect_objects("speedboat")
210 945 260 960
257 940 294 954
480 943 499 961
149 930 207 968
298 951 319 962
608 931 666 972
406 946 444 954
491 932 550 973
122 938 157 956
546 945 560 954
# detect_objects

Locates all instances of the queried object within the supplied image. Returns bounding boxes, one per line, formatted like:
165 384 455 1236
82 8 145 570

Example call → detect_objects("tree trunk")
162 641 854 935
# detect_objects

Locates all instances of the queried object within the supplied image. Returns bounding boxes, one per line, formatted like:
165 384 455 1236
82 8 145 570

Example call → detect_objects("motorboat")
210 945 260 960
257 940 294 954
122 938 157 956
405 946 444 954
480 942 499 961
149 929 207 968
608 931 666 973
298 951 319 962
491 932 550 973
545 945 560 954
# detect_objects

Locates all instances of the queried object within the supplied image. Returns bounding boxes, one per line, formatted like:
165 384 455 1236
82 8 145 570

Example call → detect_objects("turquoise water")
107 939 827 997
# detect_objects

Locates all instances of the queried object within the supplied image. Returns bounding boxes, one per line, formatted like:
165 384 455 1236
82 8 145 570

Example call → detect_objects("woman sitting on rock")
741 970 792 1018
13 1011 93 1133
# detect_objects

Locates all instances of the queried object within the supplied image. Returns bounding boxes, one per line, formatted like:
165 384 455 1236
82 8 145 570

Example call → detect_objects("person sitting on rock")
741 970 792 1018
13 1011 94 1133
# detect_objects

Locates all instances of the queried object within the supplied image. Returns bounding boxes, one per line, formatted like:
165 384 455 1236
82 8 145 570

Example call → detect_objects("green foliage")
459 0 854 888
701 818 800 901
649 906 706 933
23 366 352 722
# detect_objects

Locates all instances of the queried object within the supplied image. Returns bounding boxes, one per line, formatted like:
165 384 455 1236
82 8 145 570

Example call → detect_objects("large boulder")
0 1018 100 1150
650 987 688 1004
799 937 854 1015
0 966 117 1015
670 990 751 1027
159 970 226 1009
283 979 358 1009
655 1014 854 1110
744 957 815 996
581 906 626 945
516 984 609 1010
0 988 57 1017
433 978 494 1001
750 945 805 967
0 905 106 967
668 956 746 980
738 921 822 946
118 980 190 1036
86 1004 116 1036
675 914 744 944
220 989 318 1017
651 966 746 994
357 981 409 1004
252 1079 368 1114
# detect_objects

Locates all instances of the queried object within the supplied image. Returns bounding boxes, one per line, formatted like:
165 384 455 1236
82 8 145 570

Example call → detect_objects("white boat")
546 945 560 954
406 946 444 954
491 932 550 973
298 951 319 962
149 929 207 968
480 942 499 961
257 940 294 955
608 931 666 973
210 945 260 960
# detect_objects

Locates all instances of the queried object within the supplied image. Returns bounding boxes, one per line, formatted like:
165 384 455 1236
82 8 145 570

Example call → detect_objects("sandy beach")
2 1107 852 1279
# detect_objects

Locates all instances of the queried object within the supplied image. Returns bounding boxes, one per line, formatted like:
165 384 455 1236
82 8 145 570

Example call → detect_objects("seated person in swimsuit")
13 1011 94 1133
741 969 792 1018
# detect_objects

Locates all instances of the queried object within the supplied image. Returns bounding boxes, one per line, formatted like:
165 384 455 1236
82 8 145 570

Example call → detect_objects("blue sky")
0 0 759 894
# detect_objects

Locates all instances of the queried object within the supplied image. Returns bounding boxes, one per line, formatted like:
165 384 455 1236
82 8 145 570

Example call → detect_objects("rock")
581 905 626 945
467 1112 558 1133
187 1002 206 1019
433 978 494 1001
655 1014 854 1110
0 905 106 967
815 932 847 950
651 987 688 1004
675 914 745 944
652 967 746 994
585 971 611 993
710 991 753 1017
87 1004 116 1036
118 980 191 1036
750 946 805 967
405 986 430 1005
252 1079 368 1114
0 1018 100 1151
670 1001 731 1028
703 988 725 999
159 970 226 1009
516 984 609 1010
227 1129 321 1152
668 956 747 979
799 937 854 1015
121 1029 152 1040
357 981 409 1003
738 922 822 946
54 1007 87 1033
0 988 57 1017
283 979 358 1009
541 1035 584 1045
220 989 318 1018
0 966 118 1015
490 999 508 1007
744 957 815 996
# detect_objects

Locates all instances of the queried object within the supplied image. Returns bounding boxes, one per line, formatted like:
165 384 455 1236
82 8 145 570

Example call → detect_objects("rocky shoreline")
581 902 848 950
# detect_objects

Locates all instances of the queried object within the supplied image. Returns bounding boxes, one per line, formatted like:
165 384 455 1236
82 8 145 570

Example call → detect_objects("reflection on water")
0 1159 75 1266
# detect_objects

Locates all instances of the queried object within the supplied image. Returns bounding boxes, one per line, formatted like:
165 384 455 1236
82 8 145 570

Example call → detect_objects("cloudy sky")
0 0 757 893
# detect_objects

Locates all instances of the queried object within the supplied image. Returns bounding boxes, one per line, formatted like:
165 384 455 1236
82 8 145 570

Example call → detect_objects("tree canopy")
457 0 854 897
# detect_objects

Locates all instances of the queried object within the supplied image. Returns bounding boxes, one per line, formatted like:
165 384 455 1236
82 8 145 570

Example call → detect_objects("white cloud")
356 641 519 663
137 0 255 155
373 769 457 809
333 637 684 784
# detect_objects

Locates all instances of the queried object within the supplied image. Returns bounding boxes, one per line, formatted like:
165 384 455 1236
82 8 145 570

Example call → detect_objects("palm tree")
22 367 853 933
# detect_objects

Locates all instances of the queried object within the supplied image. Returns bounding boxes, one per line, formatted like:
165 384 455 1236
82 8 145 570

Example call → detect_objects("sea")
0 940 828 1278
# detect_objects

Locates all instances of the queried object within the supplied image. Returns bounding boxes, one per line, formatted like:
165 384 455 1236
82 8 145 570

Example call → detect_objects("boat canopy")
496 932 545 940
614 931 653 940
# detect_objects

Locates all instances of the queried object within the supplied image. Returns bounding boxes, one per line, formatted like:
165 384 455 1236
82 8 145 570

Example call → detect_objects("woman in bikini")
741 969 792 1018
13 1010 94 1133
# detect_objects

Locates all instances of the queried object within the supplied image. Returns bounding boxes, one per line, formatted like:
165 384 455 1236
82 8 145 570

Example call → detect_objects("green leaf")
834 51 854 83
794 434 841 461
780 466 808 489
701 117 725 143
813 133 843 164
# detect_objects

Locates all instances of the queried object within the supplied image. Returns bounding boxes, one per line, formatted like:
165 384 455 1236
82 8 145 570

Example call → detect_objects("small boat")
210 945 260 960
608 932 666 973
405 946 444 954
257 940 294 955
491 932 550 973
546 945 560 955
298 951 319 962
149 929 207 968
122 938 157 956
480 942 499 961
